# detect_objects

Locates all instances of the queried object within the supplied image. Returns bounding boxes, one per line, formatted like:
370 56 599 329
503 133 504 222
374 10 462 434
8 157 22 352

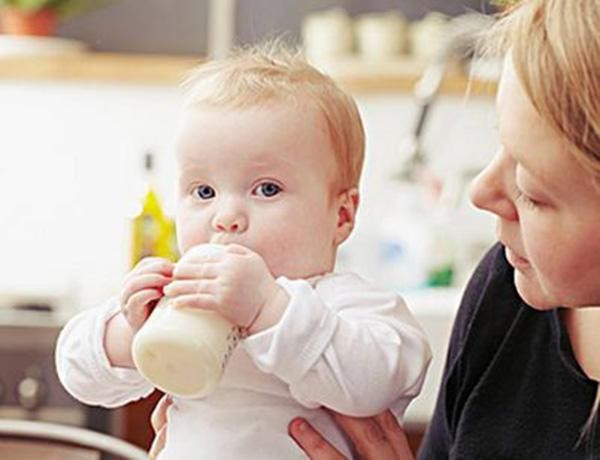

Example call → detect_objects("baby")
56 44 431 459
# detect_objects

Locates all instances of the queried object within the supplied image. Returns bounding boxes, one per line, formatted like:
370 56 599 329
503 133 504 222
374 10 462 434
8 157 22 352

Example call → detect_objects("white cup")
132 244 240 398
409 12 449 62
302 8 354 62
355 11 408 59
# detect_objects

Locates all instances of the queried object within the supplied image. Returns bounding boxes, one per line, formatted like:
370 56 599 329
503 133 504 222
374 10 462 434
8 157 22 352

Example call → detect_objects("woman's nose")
469 150 518 222
211 203 248 233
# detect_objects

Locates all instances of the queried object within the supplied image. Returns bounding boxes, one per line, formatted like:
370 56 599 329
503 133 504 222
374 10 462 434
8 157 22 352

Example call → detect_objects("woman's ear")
334 187 359 246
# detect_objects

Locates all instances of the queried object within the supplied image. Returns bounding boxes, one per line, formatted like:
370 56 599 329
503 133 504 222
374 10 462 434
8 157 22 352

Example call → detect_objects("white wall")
0 80 498 311
340 92 498 289
0 81 181 308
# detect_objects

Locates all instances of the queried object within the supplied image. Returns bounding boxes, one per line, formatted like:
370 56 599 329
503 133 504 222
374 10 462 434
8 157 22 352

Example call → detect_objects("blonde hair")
487 0 600 180
181 41 365 192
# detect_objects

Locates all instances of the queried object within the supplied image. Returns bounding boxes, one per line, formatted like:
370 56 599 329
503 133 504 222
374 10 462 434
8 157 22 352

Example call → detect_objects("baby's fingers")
172 262 219 280
170 294 217 311
163 279 216 297
151 394 172 435
149 425 167 460
131 258 174 277
122 289 162 328
121 274 171 306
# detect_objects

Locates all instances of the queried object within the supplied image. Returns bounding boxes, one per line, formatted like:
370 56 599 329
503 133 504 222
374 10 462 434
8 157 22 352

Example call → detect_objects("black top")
418 243 600 460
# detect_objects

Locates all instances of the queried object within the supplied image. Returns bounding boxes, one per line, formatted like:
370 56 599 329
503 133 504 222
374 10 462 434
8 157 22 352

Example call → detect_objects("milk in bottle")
132 244 241 398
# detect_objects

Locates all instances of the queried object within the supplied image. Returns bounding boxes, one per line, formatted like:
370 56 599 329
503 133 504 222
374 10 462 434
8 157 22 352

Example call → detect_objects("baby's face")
174 102 343 279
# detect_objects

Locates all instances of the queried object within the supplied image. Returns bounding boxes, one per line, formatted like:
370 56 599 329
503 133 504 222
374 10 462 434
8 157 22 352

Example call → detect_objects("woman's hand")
148 395 414 460
288 410 414 460
149 394 173 459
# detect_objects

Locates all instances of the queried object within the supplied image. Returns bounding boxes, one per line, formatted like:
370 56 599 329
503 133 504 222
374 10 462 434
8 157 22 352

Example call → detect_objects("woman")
151 0 600 457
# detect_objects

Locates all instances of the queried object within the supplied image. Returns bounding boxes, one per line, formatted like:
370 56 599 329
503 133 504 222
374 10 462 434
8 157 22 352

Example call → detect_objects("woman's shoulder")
442 242 531 375
455 243 521 333
464 242 516 308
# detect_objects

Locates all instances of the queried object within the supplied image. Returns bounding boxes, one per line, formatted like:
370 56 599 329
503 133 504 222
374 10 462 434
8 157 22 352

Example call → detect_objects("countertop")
403 286 463 426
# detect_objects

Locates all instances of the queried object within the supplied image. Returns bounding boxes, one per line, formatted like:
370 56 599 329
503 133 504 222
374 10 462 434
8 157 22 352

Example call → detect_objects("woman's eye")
193 185 215 200
255 182 281 198
515 190 542 209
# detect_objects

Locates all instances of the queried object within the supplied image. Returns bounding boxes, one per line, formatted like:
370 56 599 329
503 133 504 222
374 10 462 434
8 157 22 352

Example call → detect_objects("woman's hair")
487 0 600 180
181 41 365 192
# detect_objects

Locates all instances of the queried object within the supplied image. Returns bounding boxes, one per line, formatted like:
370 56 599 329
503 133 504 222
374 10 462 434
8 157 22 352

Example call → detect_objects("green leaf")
0 0 53 12
491 0 520 7
0 0 108 18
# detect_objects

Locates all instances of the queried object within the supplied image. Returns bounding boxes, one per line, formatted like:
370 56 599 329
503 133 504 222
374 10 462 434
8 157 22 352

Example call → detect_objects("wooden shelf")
0 53 202 84
313 56 497 96
0 52 497 95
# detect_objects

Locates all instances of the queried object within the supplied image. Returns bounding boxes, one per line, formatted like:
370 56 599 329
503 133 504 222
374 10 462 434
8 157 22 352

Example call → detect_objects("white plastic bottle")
132 244 241 398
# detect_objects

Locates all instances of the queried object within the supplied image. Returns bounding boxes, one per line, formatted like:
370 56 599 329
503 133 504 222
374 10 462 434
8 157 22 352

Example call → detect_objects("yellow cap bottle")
130 152 178 267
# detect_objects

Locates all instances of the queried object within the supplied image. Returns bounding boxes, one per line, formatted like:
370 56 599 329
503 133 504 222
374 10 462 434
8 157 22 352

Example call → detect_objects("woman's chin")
514 271 557 310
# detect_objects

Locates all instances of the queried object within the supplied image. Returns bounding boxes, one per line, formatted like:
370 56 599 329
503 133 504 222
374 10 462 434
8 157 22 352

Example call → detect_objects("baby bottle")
132 244 241 398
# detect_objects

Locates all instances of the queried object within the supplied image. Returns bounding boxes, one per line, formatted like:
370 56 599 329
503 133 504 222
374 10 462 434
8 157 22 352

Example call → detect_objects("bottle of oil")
130 152 178 267
122 151 178 449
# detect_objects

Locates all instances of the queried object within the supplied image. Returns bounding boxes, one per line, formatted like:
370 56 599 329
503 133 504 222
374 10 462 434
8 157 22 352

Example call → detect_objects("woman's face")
470 58 600 310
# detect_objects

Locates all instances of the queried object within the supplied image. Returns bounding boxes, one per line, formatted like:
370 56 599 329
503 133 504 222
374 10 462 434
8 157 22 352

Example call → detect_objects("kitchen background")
0 0 500 455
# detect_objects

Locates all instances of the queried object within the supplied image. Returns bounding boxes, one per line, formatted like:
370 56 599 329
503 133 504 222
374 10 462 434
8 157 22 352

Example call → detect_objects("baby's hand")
163 244 282 329
120 257 174 331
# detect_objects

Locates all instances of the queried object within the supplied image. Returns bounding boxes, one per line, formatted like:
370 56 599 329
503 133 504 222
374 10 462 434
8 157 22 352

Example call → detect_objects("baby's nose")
215 220 244 232
212 207 248 233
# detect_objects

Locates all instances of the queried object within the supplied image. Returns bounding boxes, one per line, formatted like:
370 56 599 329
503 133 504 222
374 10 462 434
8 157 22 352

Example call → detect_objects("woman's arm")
148 396 414 460
149 394 173 459
149 398 415 460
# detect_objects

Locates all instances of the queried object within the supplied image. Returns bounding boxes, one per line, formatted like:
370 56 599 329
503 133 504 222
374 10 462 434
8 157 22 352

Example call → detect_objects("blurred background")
0 0 502 456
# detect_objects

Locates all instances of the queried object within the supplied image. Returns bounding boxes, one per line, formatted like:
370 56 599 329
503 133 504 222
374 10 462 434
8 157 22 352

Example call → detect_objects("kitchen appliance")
0 291 110 434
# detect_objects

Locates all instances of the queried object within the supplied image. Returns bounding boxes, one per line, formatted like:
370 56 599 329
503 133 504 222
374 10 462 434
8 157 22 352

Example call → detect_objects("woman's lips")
505 246 530 270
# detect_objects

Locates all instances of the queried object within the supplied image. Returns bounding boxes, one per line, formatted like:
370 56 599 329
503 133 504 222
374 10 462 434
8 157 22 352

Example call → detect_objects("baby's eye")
193 185 216 200
254 182 281 198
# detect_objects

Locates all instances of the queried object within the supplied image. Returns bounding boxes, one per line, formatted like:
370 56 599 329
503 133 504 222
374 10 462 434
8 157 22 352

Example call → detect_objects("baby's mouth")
210 234 230 245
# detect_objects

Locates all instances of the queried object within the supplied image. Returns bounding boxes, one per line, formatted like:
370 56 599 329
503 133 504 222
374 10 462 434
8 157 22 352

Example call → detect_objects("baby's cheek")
269 242 330 279
254 245 286 277
176 221 209 254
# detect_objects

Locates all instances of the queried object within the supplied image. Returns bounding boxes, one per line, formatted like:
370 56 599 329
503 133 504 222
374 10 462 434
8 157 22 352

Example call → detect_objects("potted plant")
0 0 103 36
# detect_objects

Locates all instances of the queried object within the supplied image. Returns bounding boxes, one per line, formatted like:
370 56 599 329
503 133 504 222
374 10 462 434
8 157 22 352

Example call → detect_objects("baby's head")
174 42 365 279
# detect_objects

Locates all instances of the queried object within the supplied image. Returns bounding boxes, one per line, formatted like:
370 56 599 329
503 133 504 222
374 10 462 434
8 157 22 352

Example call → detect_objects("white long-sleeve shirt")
56 272 431 459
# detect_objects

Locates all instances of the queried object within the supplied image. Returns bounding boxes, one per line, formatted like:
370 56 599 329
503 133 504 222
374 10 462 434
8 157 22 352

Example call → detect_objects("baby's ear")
334 187 359 246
